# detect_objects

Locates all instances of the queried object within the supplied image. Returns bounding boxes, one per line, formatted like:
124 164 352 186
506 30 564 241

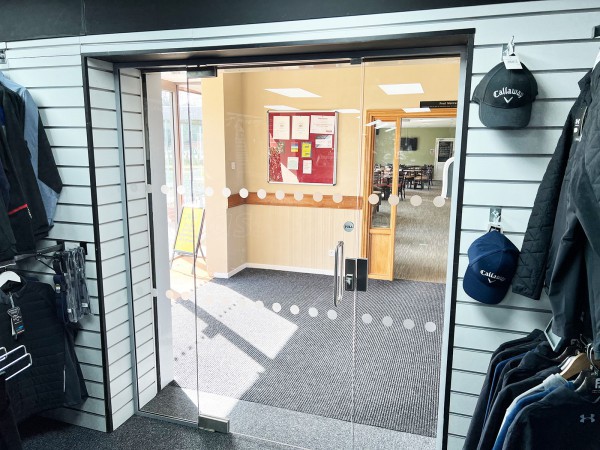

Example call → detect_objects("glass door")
186 63 364 448
138 55 460 449
352 58 460 448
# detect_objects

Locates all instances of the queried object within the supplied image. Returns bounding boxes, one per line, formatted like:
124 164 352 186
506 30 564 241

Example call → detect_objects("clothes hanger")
559 352 591 380
0 345 31 381
0 352 32 381
552 344 578 363
575 345 600 394
0 270 20 289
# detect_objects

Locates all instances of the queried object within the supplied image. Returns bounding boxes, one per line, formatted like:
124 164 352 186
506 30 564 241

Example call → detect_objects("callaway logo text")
493 87 524 104
480 270 506 284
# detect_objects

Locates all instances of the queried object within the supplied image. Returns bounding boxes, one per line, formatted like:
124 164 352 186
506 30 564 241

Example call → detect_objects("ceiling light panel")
265 88 321 98
402 107 431 113
379 83 424 95
264 105 299 111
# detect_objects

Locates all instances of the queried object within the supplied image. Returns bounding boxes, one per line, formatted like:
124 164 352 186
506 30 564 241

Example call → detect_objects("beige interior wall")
202 60 459 273
202 75 230 274
223 73 249 272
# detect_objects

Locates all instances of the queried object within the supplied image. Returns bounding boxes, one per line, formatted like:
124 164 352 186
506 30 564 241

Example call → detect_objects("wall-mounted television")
400 137 418 151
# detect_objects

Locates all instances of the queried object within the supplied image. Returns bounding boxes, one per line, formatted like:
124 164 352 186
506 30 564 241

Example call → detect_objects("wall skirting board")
213 263 334 279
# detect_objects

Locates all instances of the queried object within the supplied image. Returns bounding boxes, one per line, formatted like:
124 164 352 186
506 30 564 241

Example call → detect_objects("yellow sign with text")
173 207 204 255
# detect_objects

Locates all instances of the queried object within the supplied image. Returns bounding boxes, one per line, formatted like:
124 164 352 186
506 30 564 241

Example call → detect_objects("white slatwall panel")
0 41 107 431
120 69 158 414
88 59 142 431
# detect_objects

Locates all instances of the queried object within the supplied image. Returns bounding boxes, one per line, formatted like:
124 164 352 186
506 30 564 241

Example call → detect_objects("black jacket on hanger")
0 85 50 248
0 279 66 422
512 72 590 300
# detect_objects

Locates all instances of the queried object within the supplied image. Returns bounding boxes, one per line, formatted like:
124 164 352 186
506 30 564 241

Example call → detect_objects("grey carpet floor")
20 415 288 450
20 412 436 450
395 185 450 283
147 269 444 437
143 386 436 450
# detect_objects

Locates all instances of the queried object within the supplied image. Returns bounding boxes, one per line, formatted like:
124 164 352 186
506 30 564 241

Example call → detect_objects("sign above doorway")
420 100 458 109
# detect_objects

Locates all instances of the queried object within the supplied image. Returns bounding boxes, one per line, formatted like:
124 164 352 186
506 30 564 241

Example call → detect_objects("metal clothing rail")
0 241 66 269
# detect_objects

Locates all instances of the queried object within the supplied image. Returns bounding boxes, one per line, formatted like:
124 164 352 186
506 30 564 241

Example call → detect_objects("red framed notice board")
267 110 338 185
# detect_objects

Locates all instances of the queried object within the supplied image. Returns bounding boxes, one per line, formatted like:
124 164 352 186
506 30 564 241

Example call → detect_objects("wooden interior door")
361 109 456 280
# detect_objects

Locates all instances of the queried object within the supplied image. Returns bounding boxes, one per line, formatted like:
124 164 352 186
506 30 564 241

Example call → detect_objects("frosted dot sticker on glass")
255 300 264 308
275 190 285 200
205 187 214 197
176 185 185 195
272 302 282 313
309 307 319 317
327 310 338 320
362 314 373 324
222 187 232 198
166 289 180 300
425 322 437 332
388 194 400 206
313 192 323 202
433 196 446 207
257 189 267 199
290 305 300 315
239 188 249 198
410 195 422 207
382 316 393 327
294 192 304 201
403 319 415 330
333 193 343 204
368 194 380 205
160 185 168 195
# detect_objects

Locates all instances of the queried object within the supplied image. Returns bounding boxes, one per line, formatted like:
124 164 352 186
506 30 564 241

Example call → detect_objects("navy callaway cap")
463 230 520 304
472 62 538 129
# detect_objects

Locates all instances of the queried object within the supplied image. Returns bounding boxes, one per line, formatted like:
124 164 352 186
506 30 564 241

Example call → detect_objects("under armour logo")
504 97 514 104
580 414 595 423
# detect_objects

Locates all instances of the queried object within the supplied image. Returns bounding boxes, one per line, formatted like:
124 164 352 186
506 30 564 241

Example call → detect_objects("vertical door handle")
334 241 344 306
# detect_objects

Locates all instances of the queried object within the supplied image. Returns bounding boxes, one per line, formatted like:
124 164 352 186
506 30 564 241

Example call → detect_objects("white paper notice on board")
310 115 335 134
273 115 290 140
303 160 312 174
315 135 333 148
292 116 310 140
287 156 299 170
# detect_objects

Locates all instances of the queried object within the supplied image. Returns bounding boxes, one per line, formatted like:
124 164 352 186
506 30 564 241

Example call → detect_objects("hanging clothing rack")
0 241 65 269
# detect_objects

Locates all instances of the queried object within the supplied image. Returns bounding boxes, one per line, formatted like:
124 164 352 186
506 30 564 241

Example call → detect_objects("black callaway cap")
472 62 538 129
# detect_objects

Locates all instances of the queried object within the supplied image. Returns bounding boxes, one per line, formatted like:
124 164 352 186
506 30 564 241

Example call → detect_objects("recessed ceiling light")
336 109 360 113
264 105 300 111
379 83 424 95
403 107 431 113
265 88 320 98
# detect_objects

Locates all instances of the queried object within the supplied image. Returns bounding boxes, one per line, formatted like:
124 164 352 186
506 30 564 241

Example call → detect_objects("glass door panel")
192 62 363 448
352 58 459 448
137 71 202 424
